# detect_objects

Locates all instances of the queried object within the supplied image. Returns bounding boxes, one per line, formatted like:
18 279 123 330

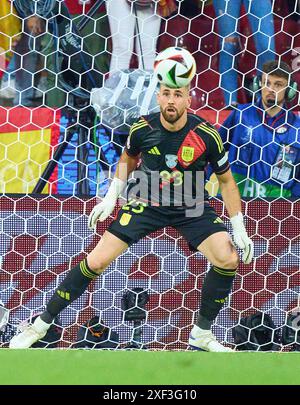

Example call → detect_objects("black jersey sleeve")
197 122 230 174
125 118 148 156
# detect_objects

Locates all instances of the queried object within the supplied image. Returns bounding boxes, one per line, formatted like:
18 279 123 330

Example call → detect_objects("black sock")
40 259 97 324
197 266 236 330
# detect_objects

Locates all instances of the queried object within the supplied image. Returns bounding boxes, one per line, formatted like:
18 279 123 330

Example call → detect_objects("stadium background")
0 0 300 385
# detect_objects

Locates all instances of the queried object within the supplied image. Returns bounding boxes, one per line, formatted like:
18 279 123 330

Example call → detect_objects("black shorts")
108 201 228 250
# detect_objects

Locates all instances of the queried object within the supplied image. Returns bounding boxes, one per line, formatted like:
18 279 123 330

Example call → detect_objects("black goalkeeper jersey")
125 112 230 207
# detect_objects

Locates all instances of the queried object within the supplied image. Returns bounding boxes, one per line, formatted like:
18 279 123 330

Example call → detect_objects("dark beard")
161 107 182 124
265 98 276 107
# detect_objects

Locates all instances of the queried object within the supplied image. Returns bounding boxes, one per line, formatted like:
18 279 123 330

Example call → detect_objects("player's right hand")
88 199 116 230
88 178 126 230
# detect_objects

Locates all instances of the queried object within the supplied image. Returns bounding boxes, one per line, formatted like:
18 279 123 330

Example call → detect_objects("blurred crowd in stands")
0 0 299 110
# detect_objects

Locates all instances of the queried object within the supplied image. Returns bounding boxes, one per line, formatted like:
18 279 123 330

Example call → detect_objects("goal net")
0 0 299 351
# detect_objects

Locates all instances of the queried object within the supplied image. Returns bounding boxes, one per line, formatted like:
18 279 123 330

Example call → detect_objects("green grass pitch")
1 350 300 385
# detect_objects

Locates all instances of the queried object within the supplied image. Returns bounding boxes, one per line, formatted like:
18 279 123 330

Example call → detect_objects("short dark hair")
262 60 292 82
158 82 191 92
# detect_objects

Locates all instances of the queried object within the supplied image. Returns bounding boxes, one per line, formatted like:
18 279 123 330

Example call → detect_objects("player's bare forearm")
217 170 242 218
114 151 140 182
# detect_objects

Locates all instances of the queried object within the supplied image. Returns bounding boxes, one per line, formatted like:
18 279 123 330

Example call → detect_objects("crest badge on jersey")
120 213 132 226
177 130 206 168
165 154 178 169
181 146 194 163
276 126 287 134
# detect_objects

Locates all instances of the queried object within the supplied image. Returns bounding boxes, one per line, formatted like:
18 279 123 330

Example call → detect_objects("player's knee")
221 251 239 270
86 256 111 275
213 246 239 269
211 240 239 269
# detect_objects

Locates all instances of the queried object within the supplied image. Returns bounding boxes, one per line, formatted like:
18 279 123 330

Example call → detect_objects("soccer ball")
154 47 196 89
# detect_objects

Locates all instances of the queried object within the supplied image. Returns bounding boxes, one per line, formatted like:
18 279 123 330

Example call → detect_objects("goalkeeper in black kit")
10 83 253 352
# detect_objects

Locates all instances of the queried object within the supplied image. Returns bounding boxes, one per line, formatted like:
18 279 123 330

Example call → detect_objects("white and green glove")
88 178 126 230
230 212 254 264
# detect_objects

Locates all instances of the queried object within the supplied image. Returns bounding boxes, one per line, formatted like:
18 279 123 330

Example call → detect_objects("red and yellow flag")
0 107 61 194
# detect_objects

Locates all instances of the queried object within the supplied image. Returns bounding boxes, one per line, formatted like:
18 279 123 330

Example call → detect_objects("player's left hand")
230 212 254 264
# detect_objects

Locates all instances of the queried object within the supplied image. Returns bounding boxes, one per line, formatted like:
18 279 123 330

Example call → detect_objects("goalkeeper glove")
230 212 254 264
88 178 126 230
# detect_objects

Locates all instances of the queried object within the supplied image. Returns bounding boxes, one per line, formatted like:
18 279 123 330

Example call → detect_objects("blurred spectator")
13 0 110 108
64 0 110 73
219 60 300 198
0 0 21 100
0 56 17 99
213 0 276 107
44 0 111 108
9 15 44 106
180 0 201 17
106 0 177 73
0 1 21 73
287 0 300 22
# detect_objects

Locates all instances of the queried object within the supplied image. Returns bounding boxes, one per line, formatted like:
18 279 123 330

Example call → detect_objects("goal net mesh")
0 0 299 350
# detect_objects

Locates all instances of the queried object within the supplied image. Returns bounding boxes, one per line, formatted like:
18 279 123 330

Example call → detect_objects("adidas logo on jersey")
213 217 223 224
148 146 161 155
